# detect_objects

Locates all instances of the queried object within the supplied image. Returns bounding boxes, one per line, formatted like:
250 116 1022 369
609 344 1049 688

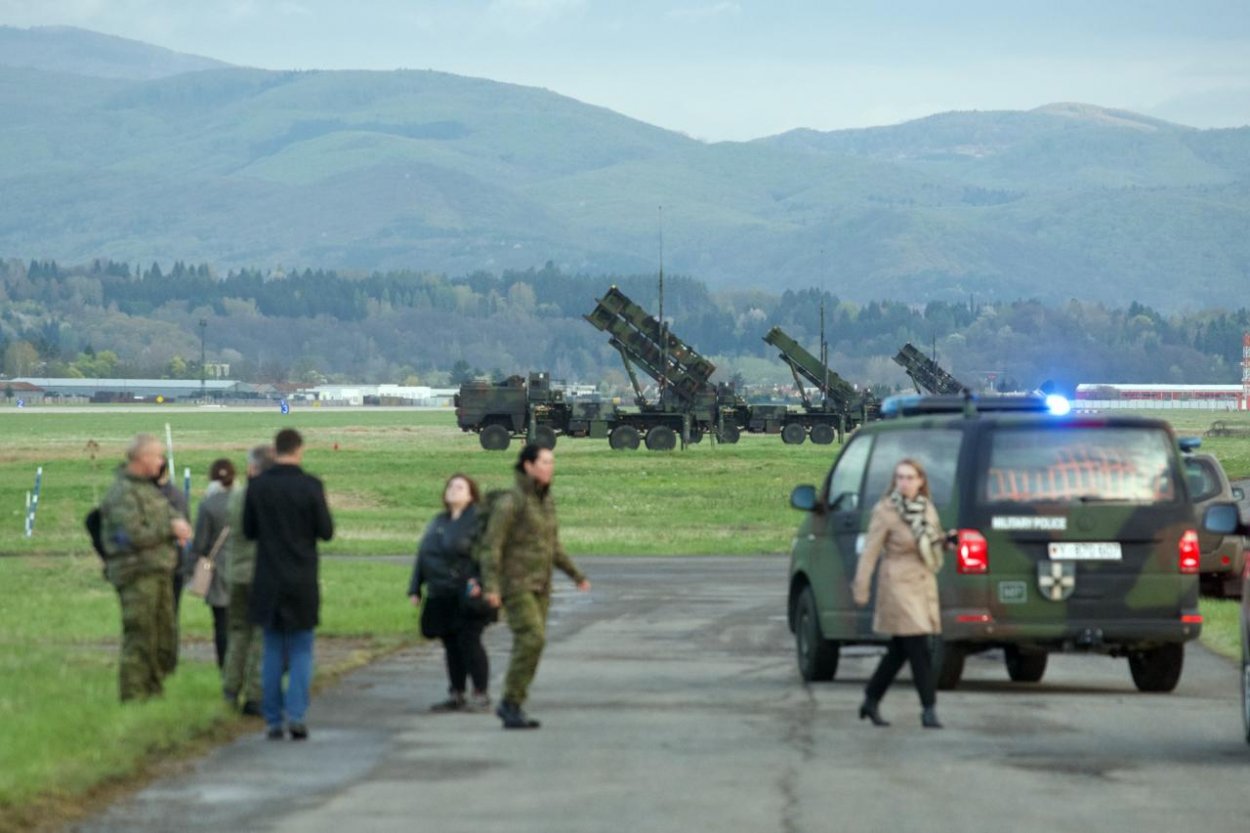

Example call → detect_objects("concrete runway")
74 557 1248 833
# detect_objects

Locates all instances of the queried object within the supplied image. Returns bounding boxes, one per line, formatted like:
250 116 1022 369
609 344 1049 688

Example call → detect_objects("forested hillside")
2 258 1246 396
0 28 1247 310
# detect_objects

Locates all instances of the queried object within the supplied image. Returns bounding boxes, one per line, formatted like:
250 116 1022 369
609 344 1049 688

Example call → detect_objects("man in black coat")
244 427 334 740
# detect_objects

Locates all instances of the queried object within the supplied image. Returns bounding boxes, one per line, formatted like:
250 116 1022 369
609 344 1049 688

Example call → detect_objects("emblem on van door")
1037 560 1076 602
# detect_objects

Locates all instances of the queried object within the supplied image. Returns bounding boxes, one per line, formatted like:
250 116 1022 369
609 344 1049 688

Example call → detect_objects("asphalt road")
74 557 1247 833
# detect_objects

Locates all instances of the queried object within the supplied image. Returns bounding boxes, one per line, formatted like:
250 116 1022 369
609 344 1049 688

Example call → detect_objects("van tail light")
1181 614 1203 624
956 530 989 574
1178 530 1200 574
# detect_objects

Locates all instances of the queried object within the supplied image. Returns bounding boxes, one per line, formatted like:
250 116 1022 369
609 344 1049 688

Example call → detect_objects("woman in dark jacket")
409 473 492 712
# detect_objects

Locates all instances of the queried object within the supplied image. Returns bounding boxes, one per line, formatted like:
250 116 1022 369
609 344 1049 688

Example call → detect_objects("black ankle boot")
858 699 890 727
496 700 540 730
921 707 943 729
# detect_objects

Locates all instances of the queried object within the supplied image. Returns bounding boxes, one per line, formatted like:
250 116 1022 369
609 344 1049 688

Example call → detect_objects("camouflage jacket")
222 483 258 585
100 468 178 584
481 472 585 597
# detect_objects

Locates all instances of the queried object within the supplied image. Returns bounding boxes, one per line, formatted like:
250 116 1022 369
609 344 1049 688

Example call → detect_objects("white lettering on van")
991 516 1068 531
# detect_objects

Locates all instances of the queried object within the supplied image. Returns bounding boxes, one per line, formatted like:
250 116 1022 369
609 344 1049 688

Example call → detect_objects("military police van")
787 393 1218 693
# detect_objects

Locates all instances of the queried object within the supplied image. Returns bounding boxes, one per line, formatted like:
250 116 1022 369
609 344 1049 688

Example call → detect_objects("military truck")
787 392 1215 693
584 287 741 450
454 372 615 451
893 343 966 395
762 326 879 445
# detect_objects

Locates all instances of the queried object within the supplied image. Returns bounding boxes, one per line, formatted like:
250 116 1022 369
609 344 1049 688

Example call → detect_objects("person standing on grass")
409 473 493 713
244 428 334 741
100 433 193 702
190 458 236 669
482 444 590 730
222 444 273 716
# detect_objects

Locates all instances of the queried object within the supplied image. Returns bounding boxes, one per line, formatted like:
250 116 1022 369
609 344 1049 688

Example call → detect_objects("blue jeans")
261 627 314 728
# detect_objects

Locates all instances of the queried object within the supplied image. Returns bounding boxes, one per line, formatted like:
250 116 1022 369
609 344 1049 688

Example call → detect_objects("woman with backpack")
408 473 493 712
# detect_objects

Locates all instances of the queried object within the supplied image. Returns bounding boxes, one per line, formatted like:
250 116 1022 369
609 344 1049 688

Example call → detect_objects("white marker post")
25 466 43 537
183 466 192 507
164 423 175 476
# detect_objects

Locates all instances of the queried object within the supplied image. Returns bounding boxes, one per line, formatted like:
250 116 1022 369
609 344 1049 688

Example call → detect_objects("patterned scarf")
889 490 943 573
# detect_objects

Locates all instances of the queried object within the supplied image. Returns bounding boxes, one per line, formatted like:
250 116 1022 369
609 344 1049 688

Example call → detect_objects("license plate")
1048 542 1122 561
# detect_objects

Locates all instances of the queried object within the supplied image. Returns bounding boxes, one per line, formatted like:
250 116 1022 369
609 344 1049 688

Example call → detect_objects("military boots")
496 700 540 729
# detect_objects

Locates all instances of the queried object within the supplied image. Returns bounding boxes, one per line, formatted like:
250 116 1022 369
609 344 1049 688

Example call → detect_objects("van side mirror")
1233 486 1245 502
790 484 818 512
1202 502 1246 536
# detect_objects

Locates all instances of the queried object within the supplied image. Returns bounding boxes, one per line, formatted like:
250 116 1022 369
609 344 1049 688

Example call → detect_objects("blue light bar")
1045 394 1072 416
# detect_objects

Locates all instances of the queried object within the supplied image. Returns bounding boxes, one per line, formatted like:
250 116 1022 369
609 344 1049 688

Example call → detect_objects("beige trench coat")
851 498 942 636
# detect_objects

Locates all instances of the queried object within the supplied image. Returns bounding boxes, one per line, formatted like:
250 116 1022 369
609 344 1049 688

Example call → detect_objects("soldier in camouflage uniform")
100 434 193 702
482 444 590 729
221 444 273 714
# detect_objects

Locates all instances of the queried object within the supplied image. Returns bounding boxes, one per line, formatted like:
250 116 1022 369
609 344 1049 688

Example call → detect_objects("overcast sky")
2 0 1248 140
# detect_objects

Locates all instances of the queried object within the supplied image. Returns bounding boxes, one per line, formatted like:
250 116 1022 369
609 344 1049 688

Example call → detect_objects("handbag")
187 526 230 599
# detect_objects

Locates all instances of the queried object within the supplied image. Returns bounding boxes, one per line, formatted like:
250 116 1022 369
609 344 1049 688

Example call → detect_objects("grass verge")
0 556 417 833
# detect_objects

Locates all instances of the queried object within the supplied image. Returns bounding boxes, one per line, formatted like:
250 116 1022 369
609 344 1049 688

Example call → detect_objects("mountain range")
1 25 1247 310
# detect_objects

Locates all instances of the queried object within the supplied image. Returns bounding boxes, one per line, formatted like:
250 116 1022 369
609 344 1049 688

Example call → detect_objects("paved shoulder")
75 557 1248 833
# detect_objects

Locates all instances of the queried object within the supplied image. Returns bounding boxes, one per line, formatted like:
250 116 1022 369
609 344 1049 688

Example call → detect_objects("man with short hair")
244 428 334 740
221 444 274 715
100 433 193 701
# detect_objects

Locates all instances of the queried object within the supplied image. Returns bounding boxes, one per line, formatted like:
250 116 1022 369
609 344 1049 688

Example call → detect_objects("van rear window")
984 428 1177 503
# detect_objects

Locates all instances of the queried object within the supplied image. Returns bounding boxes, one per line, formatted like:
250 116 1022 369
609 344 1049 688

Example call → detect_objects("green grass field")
0 406 1246 829
0 407 831 558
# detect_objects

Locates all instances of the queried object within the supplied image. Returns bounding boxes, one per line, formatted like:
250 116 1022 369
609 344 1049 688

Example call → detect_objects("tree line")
1 257 1247 394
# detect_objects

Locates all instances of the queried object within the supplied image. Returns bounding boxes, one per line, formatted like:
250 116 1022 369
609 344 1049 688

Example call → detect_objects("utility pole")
198 318 207 402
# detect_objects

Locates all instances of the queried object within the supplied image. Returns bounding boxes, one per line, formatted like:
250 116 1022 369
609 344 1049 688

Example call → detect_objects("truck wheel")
609 425 641 451
934 640 965 690
479 424 511 451
809 424 836 445
687 429 704 444
781 423 807 445
534 425 558 449
645 425 677 451
795 586 839 682
1004 647 1048 683
718 423 741 444
1128 643 1184 692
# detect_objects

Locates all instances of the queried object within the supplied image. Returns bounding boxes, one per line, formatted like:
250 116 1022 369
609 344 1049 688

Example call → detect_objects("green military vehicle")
585 287 741 450
893 342 966 395
787 392 1216 693
454 372 616 451
763 326 879 445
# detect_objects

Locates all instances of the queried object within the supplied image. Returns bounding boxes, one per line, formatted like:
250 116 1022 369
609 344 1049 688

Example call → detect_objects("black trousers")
441 617 489 694
864 635 937 709
211 605 229 669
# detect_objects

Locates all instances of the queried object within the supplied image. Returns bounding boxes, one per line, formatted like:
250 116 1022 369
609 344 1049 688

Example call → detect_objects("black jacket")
243 463 334 631
408 506 478 599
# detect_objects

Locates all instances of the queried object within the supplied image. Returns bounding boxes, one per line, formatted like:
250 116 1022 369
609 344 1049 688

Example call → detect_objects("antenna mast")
658 205 666 402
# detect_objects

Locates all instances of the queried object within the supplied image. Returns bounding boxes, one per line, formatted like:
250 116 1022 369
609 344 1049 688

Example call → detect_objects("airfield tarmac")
72 556 1246 833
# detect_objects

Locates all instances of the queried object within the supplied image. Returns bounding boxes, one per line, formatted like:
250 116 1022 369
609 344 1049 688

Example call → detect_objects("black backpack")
84 508 108 559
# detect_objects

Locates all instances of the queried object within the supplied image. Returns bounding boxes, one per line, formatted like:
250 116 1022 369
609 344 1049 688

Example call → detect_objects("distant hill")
0 25 230 80
0 28 1248 309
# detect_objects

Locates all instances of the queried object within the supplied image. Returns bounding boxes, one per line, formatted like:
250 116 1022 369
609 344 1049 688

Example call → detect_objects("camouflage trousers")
115 570 176 702
222 582 262 705
502 591 551 706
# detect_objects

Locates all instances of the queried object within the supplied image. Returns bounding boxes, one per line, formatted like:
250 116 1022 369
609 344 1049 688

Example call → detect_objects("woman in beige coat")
852 458 947 729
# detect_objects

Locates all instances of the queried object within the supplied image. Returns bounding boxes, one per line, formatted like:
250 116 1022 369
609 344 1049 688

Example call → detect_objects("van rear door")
969 423 1193 628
